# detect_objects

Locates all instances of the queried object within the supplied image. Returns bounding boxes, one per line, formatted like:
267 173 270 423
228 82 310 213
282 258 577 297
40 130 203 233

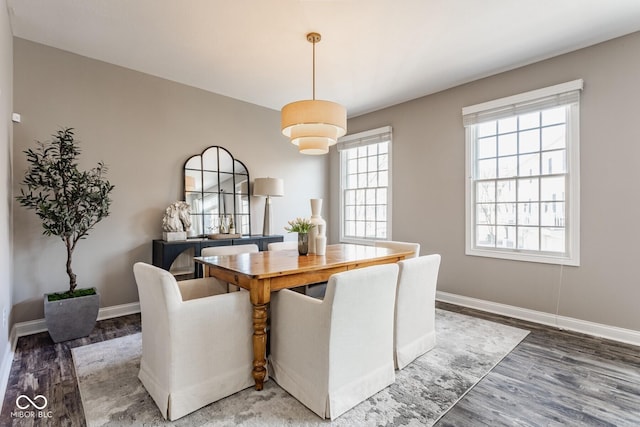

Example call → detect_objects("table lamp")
253 177 284 236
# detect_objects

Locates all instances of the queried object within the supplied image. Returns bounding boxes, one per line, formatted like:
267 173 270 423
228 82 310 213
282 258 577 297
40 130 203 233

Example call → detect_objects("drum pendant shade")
281 33 346 155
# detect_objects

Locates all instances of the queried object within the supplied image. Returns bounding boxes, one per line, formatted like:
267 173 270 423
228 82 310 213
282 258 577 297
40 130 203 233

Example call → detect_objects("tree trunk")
66 240 77 293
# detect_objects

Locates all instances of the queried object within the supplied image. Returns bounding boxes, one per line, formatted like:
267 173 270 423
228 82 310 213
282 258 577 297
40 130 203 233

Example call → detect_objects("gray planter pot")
44 289 100 343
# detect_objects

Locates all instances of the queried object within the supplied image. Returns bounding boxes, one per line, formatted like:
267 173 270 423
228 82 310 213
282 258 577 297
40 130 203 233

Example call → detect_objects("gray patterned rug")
72 309 529 426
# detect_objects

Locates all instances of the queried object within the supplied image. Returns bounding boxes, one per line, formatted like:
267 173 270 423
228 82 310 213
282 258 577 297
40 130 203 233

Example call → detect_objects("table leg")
251 303 268 390
250 278 270 390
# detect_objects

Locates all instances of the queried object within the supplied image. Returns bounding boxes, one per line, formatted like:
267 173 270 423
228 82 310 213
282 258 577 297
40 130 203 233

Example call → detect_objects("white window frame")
463 80 582 266
338 126 393 244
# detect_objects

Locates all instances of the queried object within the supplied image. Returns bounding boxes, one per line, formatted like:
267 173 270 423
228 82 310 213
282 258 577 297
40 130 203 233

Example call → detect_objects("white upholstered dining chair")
267 240 297 251
202 243 259 258
269 263 399 419
394 254 441 369
184 243 259 294
133 262 254 420
374 240 421 258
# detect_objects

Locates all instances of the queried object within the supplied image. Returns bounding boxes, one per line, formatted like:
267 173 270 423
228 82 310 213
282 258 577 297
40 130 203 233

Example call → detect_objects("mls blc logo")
11 394 52 419
16 394 47 409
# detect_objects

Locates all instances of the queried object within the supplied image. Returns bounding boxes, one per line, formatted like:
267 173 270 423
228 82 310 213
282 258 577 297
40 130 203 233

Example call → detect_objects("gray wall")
11 30 640 334
331 31 640 332
1 0 13 359
12 38 328 323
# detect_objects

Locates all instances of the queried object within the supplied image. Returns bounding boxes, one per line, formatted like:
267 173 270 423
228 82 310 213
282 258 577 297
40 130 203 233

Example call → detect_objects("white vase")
309 198 326 254
316 224 327 256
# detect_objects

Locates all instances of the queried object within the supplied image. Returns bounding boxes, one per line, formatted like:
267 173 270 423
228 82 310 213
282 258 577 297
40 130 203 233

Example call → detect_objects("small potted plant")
285 217 315 255
16 128 115 342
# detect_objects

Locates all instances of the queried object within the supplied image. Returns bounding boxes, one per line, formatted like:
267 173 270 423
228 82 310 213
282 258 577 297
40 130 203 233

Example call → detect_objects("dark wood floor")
438 303 640 426
1 315 141 427
1 303 639 426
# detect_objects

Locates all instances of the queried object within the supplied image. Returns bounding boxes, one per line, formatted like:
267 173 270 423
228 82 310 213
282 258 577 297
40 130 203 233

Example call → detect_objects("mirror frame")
183 146 251 237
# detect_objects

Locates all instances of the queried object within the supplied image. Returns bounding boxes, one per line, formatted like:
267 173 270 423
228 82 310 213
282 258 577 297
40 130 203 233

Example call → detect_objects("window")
338 126 392 243
463 80 582 266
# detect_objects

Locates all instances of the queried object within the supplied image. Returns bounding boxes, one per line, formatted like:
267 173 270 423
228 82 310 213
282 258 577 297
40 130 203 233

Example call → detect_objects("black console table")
152 235 283 279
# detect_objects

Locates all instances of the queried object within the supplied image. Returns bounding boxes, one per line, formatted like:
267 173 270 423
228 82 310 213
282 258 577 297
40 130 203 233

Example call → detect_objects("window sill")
465 247 579 266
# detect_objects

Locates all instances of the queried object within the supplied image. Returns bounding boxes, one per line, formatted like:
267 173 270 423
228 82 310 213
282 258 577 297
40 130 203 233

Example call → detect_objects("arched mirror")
184 146 251 237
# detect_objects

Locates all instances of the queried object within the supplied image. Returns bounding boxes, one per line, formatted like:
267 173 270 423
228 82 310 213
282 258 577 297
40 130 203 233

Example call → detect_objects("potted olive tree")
16 128 115 342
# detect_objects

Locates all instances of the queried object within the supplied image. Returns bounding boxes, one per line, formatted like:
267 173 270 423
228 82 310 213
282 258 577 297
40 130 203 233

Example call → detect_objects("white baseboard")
437 291 640 347
96 302 141 321
10 319 47 350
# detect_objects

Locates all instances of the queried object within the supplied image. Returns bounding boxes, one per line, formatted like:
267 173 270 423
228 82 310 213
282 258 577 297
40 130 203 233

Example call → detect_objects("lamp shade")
281 100 347 155
281 33 347 155
253 177 284 197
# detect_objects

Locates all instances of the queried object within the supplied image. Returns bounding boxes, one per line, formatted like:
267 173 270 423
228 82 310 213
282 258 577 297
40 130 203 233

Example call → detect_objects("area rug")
72 309 529 426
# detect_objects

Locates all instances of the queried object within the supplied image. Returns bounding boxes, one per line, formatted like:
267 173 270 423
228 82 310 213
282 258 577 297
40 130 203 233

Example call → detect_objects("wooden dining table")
194 243 413 390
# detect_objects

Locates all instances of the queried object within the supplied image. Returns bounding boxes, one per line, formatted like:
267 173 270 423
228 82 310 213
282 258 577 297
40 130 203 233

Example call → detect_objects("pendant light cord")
307 32 321 101
312 37 316 100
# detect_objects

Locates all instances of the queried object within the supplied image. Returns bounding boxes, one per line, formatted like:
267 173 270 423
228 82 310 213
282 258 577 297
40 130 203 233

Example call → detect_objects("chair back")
201 243 259 257
394 254 441 369
374 240 420 258
133 262 183 388
200 244 259 276
323 263 399 382
268 241 298 251
134 262 182 326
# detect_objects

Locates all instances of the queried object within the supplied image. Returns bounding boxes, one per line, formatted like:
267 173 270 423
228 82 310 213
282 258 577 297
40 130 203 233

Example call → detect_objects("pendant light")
281 33 347 155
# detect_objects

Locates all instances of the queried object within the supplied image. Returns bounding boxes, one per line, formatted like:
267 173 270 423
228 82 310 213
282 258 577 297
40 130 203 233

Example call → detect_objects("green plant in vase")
16 128 115 342
285 217 315 255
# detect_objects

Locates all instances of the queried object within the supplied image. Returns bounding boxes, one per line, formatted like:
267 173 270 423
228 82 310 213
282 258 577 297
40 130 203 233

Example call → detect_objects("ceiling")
7 0 640 117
